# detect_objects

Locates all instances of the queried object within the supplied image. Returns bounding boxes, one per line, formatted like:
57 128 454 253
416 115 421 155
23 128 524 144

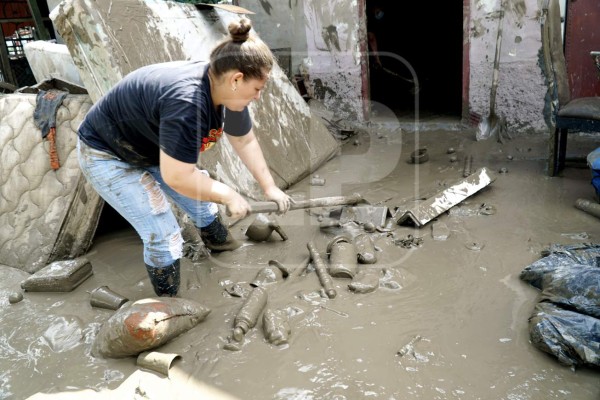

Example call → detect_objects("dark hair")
210 18 273 81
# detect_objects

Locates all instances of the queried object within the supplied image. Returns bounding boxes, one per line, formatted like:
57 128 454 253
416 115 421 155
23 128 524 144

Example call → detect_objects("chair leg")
548 127 560 176
548 127 569 176
557 128 568 172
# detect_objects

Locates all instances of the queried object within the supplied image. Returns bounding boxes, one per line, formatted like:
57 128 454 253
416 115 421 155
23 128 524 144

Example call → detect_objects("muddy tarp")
520 244 600 368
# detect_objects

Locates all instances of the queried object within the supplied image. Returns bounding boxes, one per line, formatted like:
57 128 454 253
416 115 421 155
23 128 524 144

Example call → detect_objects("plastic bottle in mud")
232 286 268 342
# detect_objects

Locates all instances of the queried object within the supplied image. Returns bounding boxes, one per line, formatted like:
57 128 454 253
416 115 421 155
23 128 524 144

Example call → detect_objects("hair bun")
229 18 252 42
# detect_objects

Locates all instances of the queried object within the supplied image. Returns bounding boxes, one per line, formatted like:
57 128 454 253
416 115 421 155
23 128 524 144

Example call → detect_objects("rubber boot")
199 214 241 252
145 260 180 297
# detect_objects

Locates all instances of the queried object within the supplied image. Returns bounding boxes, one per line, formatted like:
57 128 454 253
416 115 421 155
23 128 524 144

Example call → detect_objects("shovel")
227 193 391 228
245 193 366 214
477 0 509 142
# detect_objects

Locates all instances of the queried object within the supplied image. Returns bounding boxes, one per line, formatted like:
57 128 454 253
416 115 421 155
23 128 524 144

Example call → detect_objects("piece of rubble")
348 270 379 294
8 291 24 304
431 222 450 241
21 257 93 292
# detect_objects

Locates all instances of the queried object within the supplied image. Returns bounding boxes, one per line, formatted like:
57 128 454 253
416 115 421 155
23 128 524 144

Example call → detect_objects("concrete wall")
302 0 365 121
239 0 365 123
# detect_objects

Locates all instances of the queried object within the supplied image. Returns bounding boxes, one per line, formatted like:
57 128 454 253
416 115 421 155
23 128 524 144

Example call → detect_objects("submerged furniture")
541 0 600 176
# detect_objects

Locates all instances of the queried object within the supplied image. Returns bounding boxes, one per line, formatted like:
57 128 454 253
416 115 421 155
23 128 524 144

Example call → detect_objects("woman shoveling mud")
76 18 291 297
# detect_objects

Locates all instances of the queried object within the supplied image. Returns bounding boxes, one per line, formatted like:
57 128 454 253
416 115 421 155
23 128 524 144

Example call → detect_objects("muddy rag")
34 89 68 170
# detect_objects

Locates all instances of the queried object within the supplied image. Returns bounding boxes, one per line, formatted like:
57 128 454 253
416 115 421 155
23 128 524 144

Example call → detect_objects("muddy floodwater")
1 122 599 399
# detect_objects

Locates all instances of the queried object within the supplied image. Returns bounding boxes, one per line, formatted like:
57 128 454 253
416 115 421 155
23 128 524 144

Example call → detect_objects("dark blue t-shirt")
78 61 251 167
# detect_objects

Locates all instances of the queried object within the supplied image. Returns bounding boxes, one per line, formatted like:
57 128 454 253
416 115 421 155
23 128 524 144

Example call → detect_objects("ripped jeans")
77 139 218 268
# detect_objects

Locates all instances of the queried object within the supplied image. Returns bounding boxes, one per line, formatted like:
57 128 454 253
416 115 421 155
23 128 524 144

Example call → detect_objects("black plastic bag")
528 302 600 368
520 243 600 368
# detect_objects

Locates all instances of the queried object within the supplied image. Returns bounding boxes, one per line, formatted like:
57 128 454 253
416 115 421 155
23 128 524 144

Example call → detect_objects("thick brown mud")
2 125 599 399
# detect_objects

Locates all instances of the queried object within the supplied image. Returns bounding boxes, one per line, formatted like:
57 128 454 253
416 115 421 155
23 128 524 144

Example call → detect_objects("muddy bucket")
327 235 357 279
90 286 129 310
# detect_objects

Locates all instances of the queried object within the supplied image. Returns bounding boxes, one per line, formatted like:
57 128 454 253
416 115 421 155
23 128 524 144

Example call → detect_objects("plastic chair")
541 0 600 176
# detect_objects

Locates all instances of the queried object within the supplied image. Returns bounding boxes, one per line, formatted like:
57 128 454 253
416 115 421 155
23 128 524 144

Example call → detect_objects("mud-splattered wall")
44 0 570 133
468 0 551 133
240 0 365 122
301 0 364 121
242 0 567 133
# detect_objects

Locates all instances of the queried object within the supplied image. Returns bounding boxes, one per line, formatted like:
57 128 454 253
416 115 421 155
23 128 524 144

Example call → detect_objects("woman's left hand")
264 186 293 214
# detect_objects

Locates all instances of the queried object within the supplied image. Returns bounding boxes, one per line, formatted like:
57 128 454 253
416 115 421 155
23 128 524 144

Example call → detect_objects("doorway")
365 1 464 121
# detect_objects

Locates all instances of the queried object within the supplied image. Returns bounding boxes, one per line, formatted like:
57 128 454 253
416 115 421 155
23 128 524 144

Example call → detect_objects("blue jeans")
77 139 218 268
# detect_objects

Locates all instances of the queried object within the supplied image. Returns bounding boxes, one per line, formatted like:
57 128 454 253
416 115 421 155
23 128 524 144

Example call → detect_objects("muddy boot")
145 260 180 297
199 214 241 252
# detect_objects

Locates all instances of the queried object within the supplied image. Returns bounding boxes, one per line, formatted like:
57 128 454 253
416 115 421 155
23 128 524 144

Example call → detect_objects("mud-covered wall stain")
508 0 527 28
471 18 487 38
468 0 547 133
259 0 273 15
322 25 341 52
303 0 364 121
312 78 337 99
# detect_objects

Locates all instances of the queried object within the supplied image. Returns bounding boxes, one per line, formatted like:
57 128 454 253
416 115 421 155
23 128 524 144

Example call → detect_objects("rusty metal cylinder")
354 233 377 264
326 235 357 279
232 286 268 342
575 198 600 219
306 241 337 299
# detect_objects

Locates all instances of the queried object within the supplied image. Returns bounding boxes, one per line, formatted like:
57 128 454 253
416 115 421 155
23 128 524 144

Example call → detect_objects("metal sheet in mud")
395 167 496 227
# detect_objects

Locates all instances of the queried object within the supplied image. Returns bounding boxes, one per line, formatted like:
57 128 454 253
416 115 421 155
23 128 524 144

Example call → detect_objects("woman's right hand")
224 190 251 219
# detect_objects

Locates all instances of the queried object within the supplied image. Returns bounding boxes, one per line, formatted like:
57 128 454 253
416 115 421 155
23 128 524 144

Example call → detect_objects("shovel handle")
247 193 365 215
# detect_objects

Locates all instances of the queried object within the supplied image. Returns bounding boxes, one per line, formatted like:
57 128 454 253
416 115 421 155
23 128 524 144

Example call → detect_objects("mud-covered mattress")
0 90 102 273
